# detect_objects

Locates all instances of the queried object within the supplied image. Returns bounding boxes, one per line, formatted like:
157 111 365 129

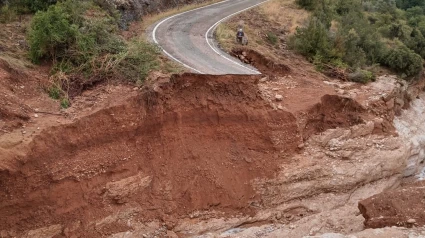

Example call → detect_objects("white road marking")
205 1 270 74
152 0 269 74
152 0 234 74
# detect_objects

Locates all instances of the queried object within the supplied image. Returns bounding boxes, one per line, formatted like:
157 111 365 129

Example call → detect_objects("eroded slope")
0 71 382 237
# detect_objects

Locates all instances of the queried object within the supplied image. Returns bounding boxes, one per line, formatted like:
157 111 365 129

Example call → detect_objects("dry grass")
216 23 236 48
0 55 31 72
259 0 308 34
0 18 33 73
215 0 309 60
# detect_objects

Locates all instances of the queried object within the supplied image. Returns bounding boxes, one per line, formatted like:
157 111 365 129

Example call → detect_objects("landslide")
0 74 301 235
0 71 375 236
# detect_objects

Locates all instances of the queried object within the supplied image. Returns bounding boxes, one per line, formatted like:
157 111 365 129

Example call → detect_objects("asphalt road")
151 0 269 75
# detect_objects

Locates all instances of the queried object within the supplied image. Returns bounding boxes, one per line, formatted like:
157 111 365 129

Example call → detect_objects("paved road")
151 0 269 75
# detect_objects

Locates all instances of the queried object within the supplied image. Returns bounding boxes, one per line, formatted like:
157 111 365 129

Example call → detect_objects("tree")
404 28 425 57
28 2 78 62
396 0 425 10
290 17 332 60
296 0 316 10
342 29 367 68
383 44 423 77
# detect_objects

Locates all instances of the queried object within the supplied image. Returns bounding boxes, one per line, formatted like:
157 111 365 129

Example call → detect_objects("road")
151 0 269 75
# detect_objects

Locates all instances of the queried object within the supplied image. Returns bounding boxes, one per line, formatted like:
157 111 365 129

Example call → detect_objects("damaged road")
151 0 268 74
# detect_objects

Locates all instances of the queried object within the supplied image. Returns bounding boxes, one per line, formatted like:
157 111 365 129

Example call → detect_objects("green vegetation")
26 0 160 105
266 32 279 45
290 0 425 81
348 69 376 83
0 4 17 23
16 0 57 13
0 0 57 22
295 0 316 10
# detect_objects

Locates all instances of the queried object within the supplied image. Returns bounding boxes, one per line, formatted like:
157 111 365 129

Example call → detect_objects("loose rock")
275 94 283 101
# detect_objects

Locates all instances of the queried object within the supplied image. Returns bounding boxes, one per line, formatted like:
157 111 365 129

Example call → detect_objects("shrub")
28 0 161 108
404 28 425 58
27 0 57 12
296 0 316 10
48 86 61 99
383 44 423 77
292 0 425 81
60 98 70 108
28 3 78 63
289 17 332 60
13 0 56 13
266 32 278 45
396 0 425 10
118 40 160 84
0 4 17 23
340 28 367 68
335 0 362 15
348 69 375 83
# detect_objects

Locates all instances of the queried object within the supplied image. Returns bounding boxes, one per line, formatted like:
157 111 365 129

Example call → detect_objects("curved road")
151 0 269 75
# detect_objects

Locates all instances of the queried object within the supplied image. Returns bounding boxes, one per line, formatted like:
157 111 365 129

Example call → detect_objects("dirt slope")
359 181 425 229
0 65 384 237
0 74 296 236
0 2 418 236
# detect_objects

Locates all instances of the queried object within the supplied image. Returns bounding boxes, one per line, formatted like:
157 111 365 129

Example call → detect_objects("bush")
340 29 367 68
13 0 56 13
27 0 57 12
404 28 425 58
28 0 160 107
28 2 78 63
60 98 70 108
292 0 425 81
266 32 278 45
383 44 423 77
48 86 61 99
296 0 316 10
348 69 375 83
335 0 362 15
396 0 425 10
118 41 160 84
0 4 17 23
289 17 332 60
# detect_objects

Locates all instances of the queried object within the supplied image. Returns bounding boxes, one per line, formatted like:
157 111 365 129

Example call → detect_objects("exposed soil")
0 73 289 236
0 3 413 236
0 58 30 129
0 65 382 236
303 94 365 140
359 181 425 229
0 58 56 134
231 48 291 77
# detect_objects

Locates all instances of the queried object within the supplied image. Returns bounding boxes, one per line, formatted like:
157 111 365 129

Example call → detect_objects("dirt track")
151 0 268 74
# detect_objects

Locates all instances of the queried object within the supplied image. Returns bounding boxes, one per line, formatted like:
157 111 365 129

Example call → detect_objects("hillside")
0 0 425 237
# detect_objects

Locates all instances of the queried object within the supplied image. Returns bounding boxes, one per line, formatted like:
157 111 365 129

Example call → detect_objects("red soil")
0 58 373 237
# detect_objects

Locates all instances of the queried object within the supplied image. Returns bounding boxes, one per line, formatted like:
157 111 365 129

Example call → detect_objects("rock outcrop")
394 92 425 178
103 0 209 28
